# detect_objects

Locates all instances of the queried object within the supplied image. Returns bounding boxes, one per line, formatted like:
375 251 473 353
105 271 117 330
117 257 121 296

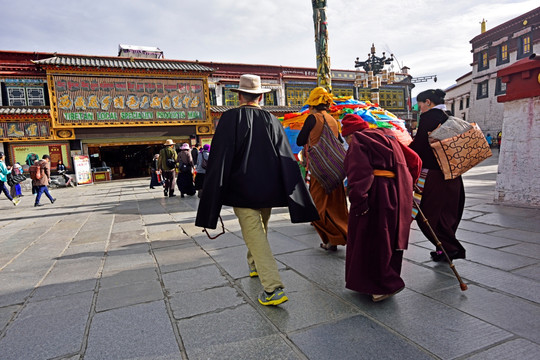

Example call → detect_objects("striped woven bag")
307 117 347 193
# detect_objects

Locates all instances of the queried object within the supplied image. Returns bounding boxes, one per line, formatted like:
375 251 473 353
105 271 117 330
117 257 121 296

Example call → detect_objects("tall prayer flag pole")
312 0 332 92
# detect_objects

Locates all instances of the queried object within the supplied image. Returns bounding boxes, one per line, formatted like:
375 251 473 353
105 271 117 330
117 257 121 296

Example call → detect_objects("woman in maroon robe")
342 114 421 302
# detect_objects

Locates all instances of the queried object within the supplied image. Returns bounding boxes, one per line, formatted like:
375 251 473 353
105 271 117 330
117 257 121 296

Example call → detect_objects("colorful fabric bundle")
280 96 412 153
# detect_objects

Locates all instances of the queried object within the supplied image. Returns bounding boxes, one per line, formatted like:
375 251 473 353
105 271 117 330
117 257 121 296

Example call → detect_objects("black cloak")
195 106 319 229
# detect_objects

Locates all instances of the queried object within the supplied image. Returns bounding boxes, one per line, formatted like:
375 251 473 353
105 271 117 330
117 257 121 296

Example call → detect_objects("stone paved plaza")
0 152 539 359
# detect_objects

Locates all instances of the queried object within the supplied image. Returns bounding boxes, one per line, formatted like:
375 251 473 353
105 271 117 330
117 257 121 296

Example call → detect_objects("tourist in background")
149 154 161 189
158 139 177 197
194 144 210 198
0 152 21 206
9 163 23 199
177 143 196 198
33 155 56 207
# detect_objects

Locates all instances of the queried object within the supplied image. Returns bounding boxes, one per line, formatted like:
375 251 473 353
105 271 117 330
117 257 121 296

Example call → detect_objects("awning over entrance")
81 136 189 147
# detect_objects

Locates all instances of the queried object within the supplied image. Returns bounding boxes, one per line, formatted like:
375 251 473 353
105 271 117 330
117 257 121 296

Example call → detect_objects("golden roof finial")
481 18 487 33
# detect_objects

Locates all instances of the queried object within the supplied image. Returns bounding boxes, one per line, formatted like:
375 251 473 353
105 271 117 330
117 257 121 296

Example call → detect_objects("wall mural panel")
0 121 50 140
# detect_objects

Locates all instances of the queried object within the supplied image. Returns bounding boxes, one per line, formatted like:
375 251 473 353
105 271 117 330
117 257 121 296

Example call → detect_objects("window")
333 87 354 98
477 81 489 99
6 85 45 106
466 97 470 108
209 88 217 106
497 43 509 65
459 99 464 110
478 50 489 71
222 88 239 107
495 78 506 95
354 87 404 110
451 102 455 115
518 35 532 59
285 85 315 106
264 90 277 106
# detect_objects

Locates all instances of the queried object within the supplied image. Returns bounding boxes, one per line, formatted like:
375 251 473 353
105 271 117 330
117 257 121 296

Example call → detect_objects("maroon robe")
344 128 421 295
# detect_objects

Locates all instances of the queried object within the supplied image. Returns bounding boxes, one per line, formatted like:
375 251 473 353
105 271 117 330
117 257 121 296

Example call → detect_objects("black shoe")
150 186 155 189
181 194 185 198
34 203 44 207
164 190 168 197
431 250 465 262
51 198 56 204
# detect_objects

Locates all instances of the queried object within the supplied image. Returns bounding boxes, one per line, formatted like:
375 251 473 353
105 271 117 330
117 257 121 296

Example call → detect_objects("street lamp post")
354 44 395 104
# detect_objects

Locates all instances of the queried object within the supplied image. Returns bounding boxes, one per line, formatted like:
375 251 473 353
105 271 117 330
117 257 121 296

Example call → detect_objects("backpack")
166 158 176 170
29 164 42 180
201 152 208 170
178 161 190 173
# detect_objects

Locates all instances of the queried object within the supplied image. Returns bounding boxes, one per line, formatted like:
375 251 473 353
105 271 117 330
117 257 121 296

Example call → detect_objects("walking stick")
412 196 468 291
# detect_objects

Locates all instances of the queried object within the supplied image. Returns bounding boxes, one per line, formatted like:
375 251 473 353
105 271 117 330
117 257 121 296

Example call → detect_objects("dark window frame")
477 81 489 99
496 43 509 66
495 78 507 95
517 34 532 59
209 88 217 106
478 50 489 71
459 99 464 110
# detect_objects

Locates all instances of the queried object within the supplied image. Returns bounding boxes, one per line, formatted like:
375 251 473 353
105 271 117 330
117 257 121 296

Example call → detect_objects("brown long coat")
32 160 50 187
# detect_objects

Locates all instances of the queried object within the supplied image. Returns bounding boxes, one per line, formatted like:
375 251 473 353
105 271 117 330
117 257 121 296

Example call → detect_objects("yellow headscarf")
304 87 335 107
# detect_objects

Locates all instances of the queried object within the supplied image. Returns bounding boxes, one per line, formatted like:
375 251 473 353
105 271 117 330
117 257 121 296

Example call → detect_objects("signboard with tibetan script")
52 75 206 126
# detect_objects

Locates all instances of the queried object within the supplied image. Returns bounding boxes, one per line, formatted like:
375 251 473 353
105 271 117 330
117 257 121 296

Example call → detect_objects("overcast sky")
1 0 538 98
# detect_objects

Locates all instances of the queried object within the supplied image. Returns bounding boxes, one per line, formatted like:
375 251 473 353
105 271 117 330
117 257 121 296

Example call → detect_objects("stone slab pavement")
0 151 539 359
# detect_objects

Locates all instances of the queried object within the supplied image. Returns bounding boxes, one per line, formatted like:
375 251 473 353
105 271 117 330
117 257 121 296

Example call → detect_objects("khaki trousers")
233 207 284 293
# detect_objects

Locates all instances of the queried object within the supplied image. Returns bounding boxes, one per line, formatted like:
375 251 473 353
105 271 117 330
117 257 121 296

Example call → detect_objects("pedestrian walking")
409 89 467 261
32 154 56 207
296 86 348 251
342 114 421 301
9 163 23 199
177 143 196 197
0 152 21 206
485 133 493 148
149 154 161 189
158 139 177 197
195 74 318 306
194 144 210 198
191 143 200 165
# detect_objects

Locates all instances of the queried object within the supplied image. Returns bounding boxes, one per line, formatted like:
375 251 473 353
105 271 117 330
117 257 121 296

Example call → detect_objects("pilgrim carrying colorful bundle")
428 116 492 180
306 117 347 193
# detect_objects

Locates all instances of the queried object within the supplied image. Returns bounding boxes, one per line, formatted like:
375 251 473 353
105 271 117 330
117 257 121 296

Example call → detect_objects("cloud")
0 0 537 97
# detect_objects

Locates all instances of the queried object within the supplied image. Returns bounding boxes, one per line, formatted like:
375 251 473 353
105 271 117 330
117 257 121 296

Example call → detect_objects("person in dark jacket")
149 154 161 189
195 74 319 306
409 89 466 262
176 143 196 197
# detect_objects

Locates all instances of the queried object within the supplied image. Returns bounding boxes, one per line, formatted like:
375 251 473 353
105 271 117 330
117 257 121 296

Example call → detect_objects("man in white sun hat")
158 139 177 197
195 74 318 306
